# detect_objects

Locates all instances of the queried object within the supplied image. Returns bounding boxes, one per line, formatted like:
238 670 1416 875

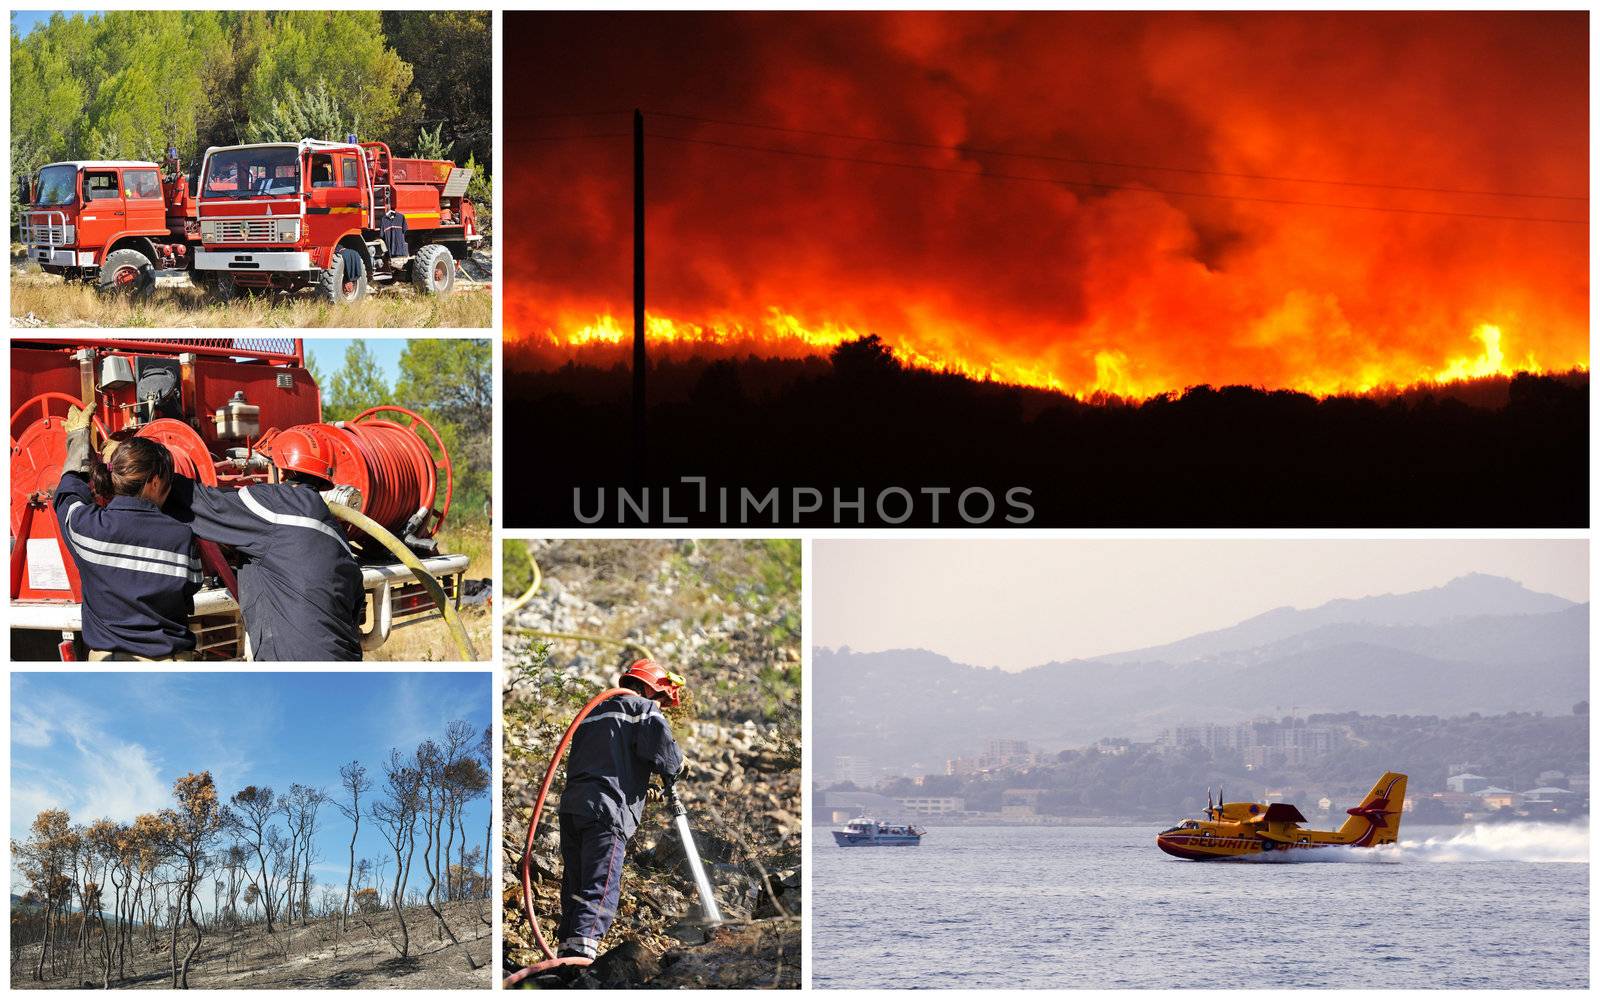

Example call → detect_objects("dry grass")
367 602 493 663
10 269 491 329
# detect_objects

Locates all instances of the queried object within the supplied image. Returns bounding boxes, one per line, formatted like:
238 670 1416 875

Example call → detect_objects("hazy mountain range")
815 574 1588 774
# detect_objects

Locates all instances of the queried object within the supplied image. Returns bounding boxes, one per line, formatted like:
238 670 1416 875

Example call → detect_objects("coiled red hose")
503 687 632 988
342 419 436 534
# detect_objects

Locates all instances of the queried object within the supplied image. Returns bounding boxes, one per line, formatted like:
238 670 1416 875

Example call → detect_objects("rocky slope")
501 539 801 989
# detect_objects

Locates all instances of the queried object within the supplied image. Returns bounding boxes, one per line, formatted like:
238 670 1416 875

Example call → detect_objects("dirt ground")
11 900 491 990
9 248 493 328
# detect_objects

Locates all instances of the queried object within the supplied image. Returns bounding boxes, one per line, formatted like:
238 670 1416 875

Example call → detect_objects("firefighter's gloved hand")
62 403 96 474
320 484 363 511
64 402 95 435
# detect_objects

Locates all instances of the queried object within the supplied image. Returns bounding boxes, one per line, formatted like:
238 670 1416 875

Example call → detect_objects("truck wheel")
98 248 154 295
318 247 369 304
412 244 456 296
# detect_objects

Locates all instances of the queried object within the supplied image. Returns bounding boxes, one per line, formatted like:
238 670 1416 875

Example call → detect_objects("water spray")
665 778 723 924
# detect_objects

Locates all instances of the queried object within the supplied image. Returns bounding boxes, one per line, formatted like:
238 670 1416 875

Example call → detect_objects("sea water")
811 824 1589 988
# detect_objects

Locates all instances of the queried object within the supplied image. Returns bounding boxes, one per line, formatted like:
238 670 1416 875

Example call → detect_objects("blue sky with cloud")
11 671 491 901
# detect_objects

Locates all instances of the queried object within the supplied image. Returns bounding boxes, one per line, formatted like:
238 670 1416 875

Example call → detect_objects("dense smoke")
507 12 1588 396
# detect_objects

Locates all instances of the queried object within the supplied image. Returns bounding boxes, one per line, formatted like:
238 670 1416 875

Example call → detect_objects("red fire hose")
349 406 452 537
503 686 633 988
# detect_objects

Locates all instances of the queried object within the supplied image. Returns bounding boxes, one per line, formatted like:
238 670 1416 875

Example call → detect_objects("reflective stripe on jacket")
53 471 199 657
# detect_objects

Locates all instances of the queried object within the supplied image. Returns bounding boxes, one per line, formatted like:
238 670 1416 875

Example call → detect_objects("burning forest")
503 11 1588 528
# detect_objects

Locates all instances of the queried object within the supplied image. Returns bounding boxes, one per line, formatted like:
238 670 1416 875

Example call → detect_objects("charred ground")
9 899 490 990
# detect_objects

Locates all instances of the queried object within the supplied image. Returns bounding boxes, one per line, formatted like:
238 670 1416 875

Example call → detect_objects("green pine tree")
323 342 392 423
413 122 450 160
240 79 360 144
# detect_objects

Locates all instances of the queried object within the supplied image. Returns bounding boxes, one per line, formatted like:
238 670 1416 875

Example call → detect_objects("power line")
523 132 631 142
649 109 1589 203
645 131 1588 226
510 109 634 120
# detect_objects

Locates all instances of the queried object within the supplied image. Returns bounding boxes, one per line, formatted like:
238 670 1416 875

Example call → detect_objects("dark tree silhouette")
505 339 1588 528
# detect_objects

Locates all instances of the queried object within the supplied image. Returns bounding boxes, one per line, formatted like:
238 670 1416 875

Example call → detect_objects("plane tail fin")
1338 772 1407 846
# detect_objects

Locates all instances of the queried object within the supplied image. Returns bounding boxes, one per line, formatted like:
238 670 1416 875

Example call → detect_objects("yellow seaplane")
1156 772 1407 861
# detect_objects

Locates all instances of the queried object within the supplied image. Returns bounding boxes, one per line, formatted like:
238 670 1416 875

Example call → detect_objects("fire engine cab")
18 155 196 291
193 137 479 302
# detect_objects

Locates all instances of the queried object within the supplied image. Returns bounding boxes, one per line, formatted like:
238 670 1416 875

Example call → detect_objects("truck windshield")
203 146 300 198
33 165 78 206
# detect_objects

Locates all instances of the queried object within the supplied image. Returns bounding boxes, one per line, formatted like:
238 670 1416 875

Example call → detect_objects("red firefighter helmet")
265 427 336 482
619 658 684 707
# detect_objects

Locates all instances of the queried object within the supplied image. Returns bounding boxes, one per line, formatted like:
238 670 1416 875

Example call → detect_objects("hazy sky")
814 539 1588 670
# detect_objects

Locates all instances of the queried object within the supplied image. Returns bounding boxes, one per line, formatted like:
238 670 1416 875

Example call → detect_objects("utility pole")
632 108 646 486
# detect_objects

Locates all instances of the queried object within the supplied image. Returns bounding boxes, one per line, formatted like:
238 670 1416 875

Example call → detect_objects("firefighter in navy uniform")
556 659 688 961
167 428 364 661
53 404 201 661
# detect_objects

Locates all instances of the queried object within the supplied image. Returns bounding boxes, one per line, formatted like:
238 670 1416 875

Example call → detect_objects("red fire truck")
193 137 480 302
10 338 471 661
17 152 197 291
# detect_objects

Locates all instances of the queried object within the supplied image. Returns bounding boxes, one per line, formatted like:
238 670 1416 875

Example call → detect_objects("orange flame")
516 309 1574 400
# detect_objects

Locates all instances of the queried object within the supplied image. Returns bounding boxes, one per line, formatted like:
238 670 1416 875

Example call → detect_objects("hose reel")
257 405 453 543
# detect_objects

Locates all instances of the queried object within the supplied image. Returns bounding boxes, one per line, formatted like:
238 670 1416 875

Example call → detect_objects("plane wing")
1261 803 1308 824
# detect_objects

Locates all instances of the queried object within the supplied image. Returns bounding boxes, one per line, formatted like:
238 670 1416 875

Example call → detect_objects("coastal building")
895 795 965 816
1448 772 1490 794
987 738 1030 757
822 789 907 823
1001 788 1044 818
1242 745 1274 769
1520 786 1576 813
1164 718 1342 766
948 738 1040 775
1475 786 1519 810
